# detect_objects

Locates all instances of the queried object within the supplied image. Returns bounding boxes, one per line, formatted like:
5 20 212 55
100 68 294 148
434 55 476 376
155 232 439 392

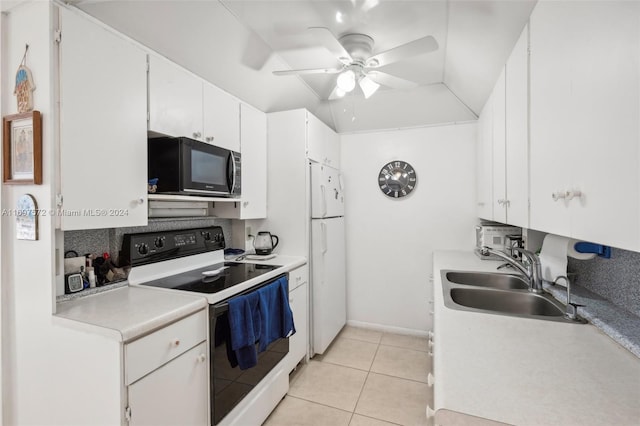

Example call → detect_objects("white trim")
346 320 429 338
337 118 477 136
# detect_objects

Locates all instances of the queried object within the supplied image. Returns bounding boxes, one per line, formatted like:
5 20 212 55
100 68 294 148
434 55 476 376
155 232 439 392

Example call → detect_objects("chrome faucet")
553 275 586 322
476 246 544 294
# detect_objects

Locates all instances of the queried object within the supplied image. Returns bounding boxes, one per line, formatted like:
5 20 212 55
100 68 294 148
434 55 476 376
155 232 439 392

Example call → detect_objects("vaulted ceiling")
73 0 537 133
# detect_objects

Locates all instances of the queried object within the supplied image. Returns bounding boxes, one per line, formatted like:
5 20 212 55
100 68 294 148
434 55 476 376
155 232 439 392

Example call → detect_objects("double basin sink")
441 270 582 323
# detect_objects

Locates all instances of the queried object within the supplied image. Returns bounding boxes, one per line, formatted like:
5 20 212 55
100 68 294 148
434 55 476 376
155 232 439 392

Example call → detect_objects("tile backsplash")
64 218 233 266
568 248 640 317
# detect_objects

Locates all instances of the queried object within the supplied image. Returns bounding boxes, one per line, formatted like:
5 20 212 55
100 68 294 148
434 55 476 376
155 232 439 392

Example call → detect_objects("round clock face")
378 161 417 198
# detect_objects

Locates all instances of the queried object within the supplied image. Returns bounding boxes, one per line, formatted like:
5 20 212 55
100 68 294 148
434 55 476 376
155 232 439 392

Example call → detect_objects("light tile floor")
264 326 431 426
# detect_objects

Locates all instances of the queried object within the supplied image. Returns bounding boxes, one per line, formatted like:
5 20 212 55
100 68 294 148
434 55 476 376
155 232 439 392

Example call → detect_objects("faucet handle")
565 302 585 322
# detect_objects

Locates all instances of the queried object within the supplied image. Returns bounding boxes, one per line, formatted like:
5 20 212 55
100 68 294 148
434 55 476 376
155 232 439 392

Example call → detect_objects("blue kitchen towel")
228 290 261 369
257 276 296 352
574 242 612 259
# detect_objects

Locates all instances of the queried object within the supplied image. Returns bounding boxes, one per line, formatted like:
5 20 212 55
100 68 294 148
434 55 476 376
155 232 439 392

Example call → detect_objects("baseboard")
346 320 429 337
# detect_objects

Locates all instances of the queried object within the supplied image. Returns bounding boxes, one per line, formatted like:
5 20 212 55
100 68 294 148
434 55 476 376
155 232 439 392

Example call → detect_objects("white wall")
341 123 477 333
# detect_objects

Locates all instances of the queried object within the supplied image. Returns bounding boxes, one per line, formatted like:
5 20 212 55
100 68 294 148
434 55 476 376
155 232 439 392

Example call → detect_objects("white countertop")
433 250 640 426
54 254 307 342
54 286 207 342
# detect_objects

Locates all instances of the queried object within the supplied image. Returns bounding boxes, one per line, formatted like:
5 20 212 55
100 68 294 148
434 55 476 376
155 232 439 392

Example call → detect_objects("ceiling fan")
273 27 438 100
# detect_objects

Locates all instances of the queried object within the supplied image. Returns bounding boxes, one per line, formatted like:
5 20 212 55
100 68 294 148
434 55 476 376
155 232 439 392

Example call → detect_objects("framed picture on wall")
3 110 42 185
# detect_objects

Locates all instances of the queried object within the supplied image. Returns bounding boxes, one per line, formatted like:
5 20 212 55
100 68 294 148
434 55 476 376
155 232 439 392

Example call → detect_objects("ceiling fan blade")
367 36 438 67
273 67 342 76
358 75 380 99
366 71 419 90
308 27 353 64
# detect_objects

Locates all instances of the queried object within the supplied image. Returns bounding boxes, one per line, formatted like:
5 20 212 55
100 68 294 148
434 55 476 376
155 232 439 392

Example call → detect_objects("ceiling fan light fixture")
359 75 380 99
336 69 356 92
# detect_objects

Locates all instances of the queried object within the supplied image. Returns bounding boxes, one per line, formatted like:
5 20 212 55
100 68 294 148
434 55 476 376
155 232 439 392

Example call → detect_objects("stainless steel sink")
449 288 564 317
440 270 583 323
445 271 529 290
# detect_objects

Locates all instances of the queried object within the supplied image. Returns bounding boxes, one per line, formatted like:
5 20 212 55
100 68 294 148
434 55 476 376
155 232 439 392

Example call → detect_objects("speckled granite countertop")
544 281 640 358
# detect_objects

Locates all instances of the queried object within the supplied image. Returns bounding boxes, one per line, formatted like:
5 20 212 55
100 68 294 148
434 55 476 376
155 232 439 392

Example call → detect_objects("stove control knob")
202 231 211 241
154 237 165 249
138 243 149 256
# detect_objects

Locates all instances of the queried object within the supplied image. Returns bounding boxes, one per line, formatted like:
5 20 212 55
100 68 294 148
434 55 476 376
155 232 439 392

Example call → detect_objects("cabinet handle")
565 190 583 200
552 191 566 201
171 339 180 347
193 132 202 139
427 372 435 387
205 136 214 142
197 354 206 363
426 405 435 419
137 198 144 205
497 199 504 206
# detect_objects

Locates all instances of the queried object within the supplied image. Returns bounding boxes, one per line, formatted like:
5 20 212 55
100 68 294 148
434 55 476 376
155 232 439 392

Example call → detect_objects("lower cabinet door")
128 342 208 426
288 282 308 371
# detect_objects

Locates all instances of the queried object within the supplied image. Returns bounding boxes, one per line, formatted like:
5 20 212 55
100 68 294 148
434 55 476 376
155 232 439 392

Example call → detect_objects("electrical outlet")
246 226 252 240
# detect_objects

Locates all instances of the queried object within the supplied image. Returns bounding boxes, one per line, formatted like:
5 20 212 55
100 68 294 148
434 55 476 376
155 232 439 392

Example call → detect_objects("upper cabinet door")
238 103 266 218
530 1 640 250
148 55 203 140
476 93 493 221
59 8 148 230
491 68 507 225
504 25 529 229
306 113 340 167
203 83 240 151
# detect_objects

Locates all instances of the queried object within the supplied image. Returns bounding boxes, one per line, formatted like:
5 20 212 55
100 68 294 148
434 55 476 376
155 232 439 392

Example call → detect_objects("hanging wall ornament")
14 44 36 113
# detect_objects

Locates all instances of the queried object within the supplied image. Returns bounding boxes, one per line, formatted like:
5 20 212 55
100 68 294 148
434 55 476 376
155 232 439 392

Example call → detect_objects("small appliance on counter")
253 231 279 255
475 222 522 259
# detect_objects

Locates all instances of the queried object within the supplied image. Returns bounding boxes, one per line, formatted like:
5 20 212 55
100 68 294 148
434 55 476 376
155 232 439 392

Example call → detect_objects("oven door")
181 137 238 196
209 278 289 425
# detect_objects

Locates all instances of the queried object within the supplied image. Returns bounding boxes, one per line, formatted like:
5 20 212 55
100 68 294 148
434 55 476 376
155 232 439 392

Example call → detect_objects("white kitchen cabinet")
149 57 241 152
504 25 529 229
148 54 203 140
126 309 208 426
287 265 308 372
58 7 148 230
491 68 507 224
128 342 208 426
307 113 340 168
477 25 529 228
529 2 640 250
210 103 267 219
476 93 493 220
203 82 240 151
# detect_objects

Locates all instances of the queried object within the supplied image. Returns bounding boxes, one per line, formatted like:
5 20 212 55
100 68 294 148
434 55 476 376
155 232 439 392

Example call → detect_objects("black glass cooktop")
141 262 281 294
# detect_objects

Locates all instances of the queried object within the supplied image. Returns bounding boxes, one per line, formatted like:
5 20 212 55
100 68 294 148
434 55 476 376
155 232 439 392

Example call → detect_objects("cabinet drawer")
125 309 207 385
289 264 308 292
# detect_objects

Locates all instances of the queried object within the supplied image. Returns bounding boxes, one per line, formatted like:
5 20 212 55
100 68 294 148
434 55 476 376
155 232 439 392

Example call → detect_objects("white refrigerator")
310 162 346 355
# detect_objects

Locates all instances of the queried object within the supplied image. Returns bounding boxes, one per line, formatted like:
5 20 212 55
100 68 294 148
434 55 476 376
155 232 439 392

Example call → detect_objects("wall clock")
378 160 417 198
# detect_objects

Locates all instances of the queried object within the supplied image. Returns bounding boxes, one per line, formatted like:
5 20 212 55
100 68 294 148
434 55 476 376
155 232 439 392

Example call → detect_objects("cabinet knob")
138 198 144 205
205 136 214 142
197 354 206 363
243 201 249 207
289 297 294 303
552 191 566 201
427 372 435 387
193 132 202 139
428 340 434 349
171 339 180 347
565 190 583 200
427 331 434 339
426 405 435 419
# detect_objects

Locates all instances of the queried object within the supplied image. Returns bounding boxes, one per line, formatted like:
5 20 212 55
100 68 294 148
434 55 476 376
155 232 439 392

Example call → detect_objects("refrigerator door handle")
321 222 328 254
321 185 327 217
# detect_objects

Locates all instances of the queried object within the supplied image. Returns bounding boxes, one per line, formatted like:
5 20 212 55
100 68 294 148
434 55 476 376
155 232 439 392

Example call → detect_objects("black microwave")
148 137 241 197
